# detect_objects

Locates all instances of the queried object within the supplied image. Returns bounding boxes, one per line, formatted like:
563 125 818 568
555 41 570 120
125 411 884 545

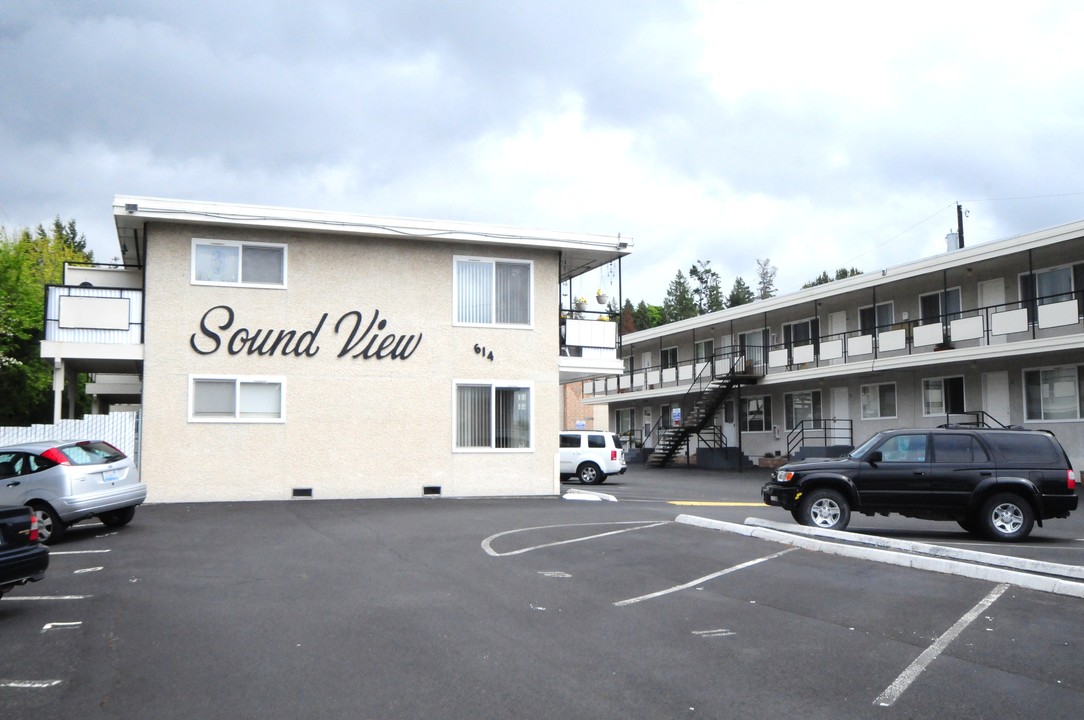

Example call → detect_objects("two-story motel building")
583 220 1084 472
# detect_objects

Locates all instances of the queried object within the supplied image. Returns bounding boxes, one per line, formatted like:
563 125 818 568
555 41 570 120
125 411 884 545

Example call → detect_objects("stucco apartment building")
582 220 1084 472
39 197 630 502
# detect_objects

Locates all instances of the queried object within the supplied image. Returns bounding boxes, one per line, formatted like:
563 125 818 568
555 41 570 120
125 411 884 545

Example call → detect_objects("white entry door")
982 372 1011 426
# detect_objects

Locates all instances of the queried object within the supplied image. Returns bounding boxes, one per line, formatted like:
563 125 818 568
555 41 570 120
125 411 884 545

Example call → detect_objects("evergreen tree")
689 260 724 314
617 298 636 335
725 277 755 308
662 269 698 323
756 258 778 299
633 300 662 330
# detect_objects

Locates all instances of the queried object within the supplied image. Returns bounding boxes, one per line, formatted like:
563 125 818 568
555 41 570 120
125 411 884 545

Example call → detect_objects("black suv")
761 427 1078 541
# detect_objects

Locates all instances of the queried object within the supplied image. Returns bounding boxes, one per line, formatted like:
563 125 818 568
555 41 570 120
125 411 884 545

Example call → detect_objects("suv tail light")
28 511 39 543
1069 469 1077 490
611 450 618 461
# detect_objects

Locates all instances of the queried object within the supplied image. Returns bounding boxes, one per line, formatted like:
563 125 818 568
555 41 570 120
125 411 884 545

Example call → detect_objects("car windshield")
59 441 126 466
847 432 886 459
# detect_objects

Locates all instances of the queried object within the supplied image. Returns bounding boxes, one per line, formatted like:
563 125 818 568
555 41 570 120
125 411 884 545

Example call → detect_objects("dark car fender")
966 475 1040 514
794 473 862 510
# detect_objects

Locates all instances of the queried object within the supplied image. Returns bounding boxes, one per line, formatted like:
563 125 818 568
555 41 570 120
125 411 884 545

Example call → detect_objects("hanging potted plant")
596 289 609 305
574 296 588 312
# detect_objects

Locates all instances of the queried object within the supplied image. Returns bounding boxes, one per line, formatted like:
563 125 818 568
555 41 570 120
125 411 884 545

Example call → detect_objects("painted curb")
675 514 1084 599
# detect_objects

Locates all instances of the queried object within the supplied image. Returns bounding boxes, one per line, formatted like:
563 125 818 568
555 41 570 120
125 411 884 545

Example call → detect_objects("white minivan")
559 431 627 484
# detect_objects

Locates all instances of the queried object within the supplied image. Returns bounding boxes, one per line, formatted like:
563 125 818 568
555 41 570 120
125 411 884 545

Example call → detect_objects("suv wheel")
980 493 1034 542
797 488 850 531
577 462 605 485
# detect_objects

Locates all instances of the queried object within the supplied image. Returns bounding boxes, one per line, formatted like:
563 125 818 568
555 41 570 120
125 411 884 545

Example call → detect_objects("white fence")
0 412 140 466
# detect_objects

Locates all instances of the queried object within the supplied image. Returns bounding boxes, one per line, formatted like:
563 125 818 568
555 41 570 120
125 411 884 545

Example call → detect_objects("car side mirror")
868 451 882 465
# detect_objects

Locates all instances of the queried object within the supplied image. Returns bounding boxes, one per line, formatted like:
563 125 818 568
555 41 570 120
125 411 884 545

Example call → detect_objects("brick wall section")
562 383 595 430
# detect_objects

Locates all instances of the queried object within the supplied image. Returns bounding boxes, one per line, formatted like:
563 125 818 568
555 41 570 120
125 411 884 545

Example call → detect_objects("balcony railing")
584 290 1084 398
44 285 144 345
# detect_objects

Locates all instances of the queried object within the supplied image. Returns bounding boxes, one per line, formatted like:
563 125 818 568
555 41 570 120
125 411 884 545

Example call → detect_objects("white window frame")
860 382 897 419
858 302 894 335
189 375 286 423
922 376 965 416
694 339 714 363
784 390 822 431
453 256 534 328
191 238 287 289
919 287 962 323
660 346 678 369
741 395 772 433
1024 365 1082 422
452 380 534 451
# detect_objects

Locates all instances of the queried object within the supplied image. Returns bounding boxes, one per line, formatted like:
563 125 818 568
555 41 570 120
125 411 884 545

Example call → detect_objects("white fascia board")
113 195 632 257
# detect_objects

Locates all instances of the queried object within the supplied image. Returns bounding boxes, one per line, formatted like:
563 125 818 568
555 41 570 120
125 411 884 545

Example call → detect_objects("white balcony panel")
619 374 631 390
60 296 130 331
820 339 843 360
848 335 874 356
912 322 943 347
950 316 984 341
991 308 1028 335
647 370 660 385
592 379 605 394
715 357 735 376
768 349 788 368
1038 300 1078 329
564 319 617 349
661 367 676 383
793 344 815 364
878 329 906 352
582 381 593 397
678 364 693 382
606 377 618 393
633 371 645 389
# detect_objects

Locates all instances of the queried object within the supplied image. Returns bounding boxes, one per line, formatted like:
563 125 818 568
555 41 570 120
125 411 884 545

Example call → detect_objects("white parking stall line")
73 567 104 574
0 679 62 689
49 549 111 555
3 595 91 601
875 583 1009 707
614 548 797 607
41 622 82 633
482 521 671 557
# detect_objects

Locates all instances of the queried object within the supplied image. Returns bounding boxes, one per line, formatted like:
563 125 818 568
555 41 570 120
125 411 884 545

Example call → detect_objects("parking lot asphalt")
2 464 1082 719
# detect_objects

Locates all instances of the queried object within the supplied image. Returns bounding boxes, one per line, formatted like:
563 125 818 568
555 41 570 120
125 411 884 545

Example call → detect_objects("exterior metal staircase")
645 359 758 468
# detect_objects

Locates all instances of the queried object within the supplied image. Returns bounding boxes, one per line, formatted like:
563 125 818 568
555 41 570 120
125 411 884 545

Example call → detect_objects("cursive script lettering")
190 305 423 360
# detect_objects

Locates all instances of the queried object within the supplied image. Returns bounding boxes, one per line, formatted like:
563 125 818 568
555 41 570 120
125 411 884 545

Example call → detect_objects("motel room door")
982 372 1011 427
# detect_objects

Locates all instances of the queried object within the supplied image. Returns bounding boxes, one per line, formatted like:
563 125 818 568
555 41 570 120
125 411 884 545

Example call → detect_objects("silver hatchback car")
0 440 146 544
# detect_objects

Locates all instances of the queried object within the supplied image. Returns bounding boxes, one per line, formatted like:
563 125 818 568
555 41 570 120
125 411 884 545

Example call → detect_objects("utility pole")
956 202 965 248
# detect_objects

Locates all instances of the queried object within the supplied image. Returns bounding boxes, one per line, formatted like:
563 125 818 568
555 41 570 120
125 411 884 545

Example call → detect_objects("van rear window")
984 433 1062 464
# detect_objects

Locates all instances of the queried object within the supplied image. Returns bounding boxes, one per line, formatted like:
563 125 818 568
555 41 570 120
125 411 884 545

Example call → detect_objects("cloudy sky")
3 1 1084 304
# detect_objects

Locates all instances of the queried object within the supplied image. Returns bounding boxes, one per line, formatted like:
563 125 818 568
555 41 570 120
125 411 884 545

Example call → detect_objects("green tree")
802 267 862 288
756 258 777 299
633 300 662 331
0 219 93 424
662 269 698 323
725 277 755 308
689 260 724 314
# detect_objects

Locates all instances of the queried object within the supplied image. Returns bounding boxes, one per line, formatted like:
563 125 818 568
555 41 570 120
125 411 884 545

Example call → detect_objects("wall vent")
292 488 313 498
423 486 442 496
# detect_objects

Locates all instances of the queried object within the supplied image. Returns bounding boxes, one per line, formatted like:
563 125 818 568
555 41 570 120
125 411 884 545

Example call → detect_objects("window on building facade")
859 302 893 335
923 376 965 416
694 339 714 363
740 396 772 432
785 390 822 430
660 347 678 369
454 257 532 326
454 382 531 449
919 288 962 323
738 328 768 366
190 376 284 422
783 318 819 348
616 408 633 438
860 382 896 419
661 403 673 428
1024 366 1083 421
192 239 287 287
1020 264 1084 321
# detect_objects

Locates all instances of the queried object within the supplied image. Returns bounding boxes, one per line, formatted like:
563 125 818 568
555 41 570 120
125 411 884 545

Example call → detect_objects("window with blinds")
454 257 531 326
454 382 532 450
190 376 285 422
